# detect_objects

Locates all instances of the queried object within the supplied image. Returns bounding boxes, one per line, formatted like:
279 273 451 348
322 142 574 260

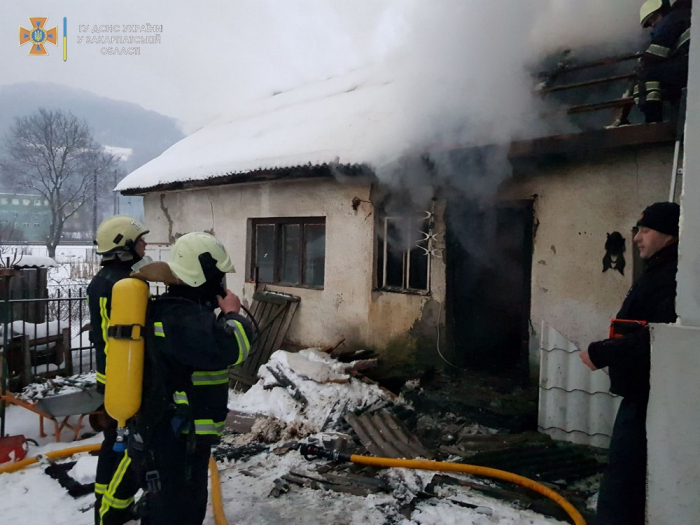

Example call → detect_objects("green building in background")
0 193 50 243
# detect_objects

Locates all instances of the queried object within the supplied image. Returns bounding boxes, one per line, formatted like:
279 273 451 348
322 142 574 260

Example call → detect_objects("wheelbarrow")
0 387 104 443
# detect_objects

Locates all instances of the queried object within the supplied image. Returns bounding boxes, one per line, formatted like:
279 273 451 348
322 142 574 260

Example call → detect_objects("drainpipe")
668 90 687 202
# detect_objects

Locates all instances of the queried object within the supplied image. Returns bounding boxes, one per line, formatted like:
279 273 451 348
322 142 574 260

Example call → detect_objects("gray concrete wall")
142 178 446 359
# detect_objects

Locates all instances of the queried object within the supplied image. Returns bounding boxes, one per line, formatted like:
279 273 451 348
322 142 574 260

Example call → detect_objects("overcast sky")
2 0 406 133
2 1 644 135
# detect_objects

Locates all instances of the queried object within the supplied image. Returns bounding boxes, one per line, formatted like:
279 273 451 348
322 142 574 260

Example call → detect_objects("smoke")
359 0 645 211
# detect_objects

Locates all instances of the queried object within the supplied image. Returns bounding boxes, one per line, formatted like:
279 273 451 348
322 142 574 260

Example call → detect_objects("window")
12 199 19 205
22 199 30 206
0 198 7 205
34 199 42 206
23 222 29 227
377 213 434 293
34 222 40 228
250 217 326 288
44 200 48 206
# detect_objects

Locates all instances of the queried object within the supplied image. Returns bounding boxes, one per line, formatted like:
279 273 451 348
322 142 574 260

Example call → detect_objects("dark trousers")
95 421 140 525
139 424 211 525
637 56 689 122
597 398 648 525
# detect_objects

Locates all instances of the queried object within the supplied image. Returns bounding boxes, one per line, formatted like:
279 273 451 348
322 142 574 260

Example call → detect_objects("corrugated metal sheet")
538 322 621 448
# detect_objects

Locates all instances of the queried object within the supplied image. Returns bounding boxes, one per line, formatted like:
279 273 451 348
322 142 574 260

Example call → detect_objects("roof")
12 255 58 269
117 67 400 194
116 62 680 195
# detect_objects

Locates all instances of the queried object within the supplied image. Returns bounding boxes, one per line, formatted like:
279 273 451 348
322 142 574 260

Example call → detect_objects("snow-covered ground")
3 244 95 264
0 350 570 524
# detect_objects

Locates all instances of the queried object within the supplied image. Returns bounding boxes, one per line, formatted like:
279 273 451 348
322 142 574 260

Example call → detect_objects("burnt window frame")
376 213 433 295
249 216 326 290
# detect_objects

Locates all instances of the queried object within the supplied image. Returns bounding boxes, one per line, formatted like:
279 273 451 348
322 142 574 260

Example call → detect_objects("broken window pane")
281 224 301 284
377 214 431 293
255 224 275 283
384 218 405 288
409 218 430 290
304 224 325 286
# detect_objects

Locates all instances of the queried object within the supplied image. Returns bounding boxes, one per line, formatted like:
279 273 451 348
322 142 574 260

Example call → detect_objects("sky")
2 1 646 136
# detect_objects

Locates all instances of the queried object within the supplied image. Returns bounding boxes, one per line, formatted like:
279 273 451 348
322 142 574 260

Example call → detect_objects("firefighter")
88 215 148 525
580 202 679 525
634 0 692 123
126 232 252 525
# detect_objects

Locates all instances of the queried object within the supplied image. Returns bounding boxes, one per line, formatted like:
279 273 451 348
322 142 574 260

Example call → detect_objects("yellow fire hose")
300 444 586 525
209 455 227 525
0 443 100 474
0 442 586 524
0 443 229 524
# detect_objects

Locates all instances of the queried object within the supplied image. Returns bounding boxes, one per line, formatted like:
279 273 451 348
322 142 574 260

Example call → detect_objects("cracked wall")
142 178 447 356
500 145 675 367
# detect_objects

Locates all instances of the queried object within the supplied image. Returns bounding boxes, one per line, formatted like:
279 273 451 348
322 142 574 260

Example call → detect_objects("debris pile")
228 349 389 435
217 348 603 523
17 373 97 403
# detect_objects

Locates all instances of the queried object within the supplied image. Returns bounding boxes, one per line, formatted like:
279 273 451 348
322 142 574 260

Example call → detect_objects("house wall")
501 145 674 445
648 8 700 523
142 177 447 363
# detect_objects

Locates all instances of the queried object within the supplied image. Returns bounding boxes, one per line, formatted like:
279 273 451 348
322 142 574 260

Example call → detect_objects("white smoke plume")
357 0 646 208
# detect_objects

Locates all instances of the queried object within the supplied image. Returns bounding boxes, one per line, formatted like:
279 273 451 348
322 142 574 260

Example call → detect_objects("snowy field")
4 244 96 264
0 350 571 524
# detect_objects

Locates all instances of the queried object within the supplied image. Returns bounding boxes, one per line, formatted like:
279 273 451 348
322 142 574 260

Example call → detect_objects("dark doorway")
446 201 534 379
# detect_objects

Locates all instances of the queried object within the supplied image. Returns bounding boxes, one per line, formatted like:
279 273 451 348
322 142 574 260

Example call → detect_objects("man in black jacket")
88 215 148 525
580 202 679 525
125 232 253 525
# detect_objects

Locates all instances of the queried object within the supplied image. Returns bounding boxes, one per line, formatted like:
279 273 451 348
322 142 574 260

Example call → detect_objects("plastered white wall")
647 324 700 524
142 177 446 353
501 146 673 362
648 7 700 524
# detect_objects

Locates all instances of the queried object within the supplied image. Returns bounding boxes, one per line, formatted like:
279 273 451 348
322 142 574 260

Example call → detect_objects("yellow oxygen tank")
104 277 150 451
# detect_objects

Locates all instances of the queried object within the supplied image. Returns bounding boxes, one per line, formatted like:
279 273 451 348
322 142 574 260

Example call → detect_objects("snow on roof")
117 67 402 192
11 255 58 268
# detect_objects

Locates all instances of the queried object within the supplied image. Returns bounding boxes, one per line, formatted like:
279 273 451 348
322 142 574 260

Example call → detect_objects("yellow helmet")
95 215 149 258
640 0 669 27
167 232 235 287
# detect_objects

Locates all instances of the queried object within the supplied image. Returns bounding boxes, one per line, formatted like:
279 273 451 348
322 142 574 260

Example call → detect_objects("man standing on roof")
634 0 692 123
126 232 252 524
579 202 679 525
88 215 148 524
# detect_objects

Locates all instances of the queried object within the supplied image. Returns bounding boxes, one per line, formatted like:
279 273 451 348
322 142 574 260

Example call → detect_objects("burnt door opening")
446 201 534 380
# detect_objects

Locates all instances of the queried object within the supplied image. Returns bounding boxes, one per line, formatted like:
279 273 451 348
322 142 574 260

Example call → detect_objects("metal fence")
1 288 95 390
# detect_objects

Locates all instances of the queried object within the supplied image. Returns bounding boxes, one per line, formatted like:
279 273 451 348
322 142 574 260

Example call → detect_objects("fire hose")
300 444 586 525
0 444 229 524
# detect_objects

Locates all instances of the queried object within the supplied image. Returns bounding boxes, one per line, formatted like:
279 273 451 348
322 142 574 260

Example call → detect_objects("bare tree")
0 109 117 257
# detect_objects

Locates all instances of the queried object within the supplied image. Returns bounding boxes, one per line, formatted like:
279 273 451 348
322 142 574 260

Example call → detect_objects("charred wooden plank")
224 410 259 434
540 73 636 94
509 122 676 159
538 52 642 78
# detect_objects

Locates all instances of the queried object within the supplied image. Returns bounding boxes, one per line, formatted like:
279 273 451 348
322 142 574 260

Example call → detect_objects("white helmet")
640 0 669 27
167 232 235 287
95 215 148 261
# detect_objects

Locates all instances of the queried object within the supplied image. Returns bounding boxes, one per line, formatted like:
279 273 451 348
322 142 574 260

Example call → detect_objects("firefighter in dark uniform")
87 215 148 524
126 232 252 525
580 202 680 525
634 0 692 122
